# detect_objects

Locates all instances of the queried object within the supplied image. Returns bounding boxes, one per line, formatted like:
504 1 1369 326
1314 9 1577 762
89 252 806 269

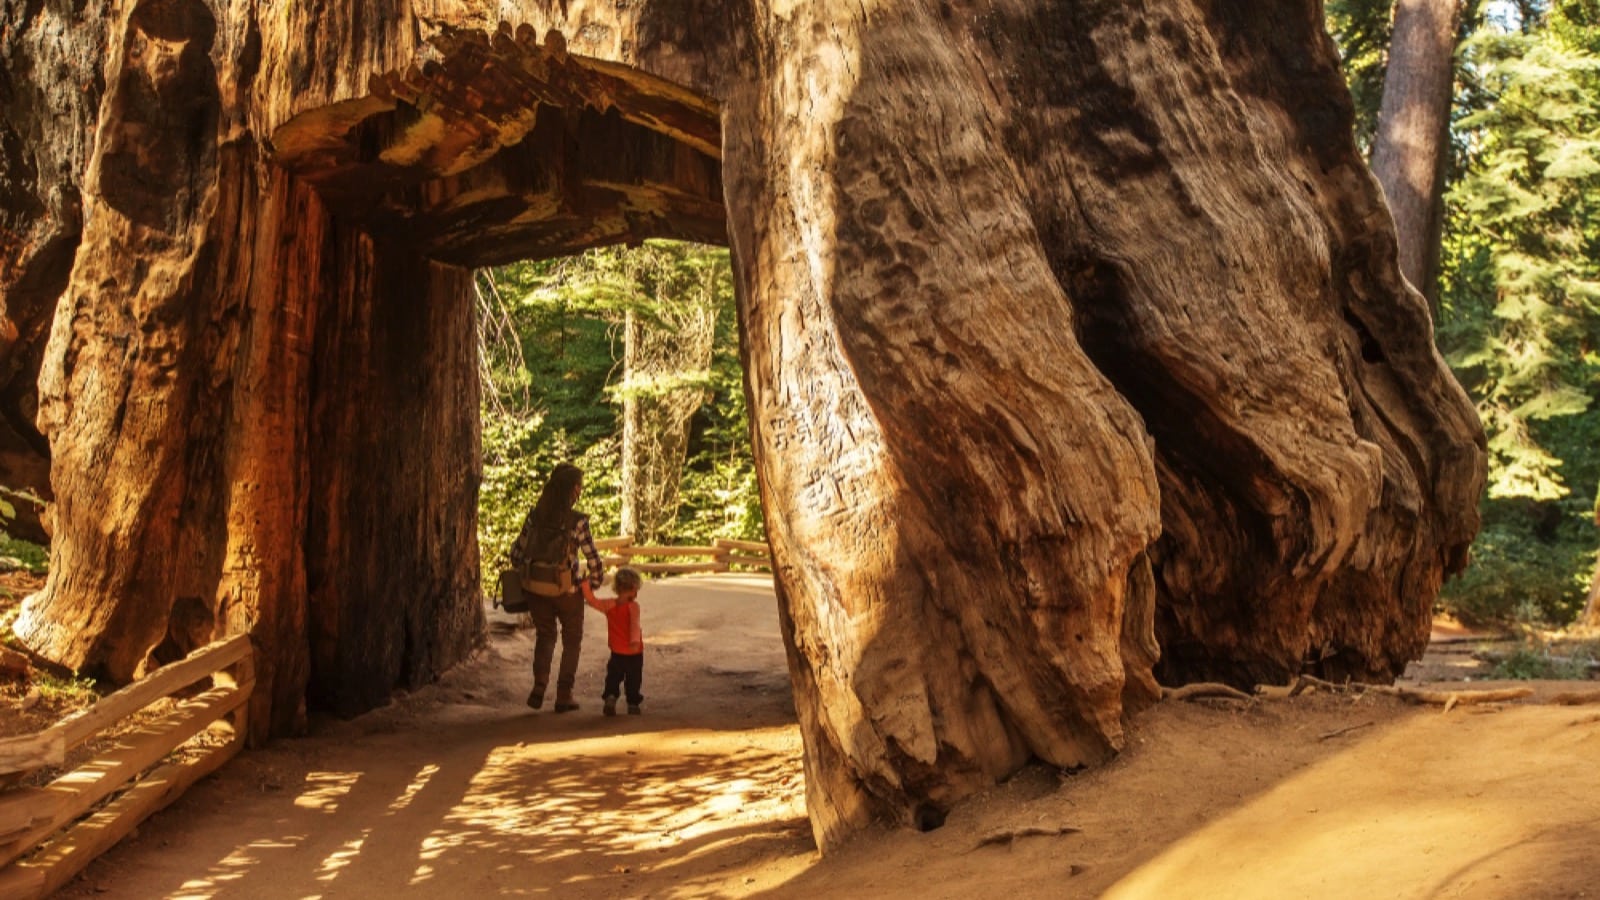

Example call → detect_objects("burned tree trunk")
2 0 1483 852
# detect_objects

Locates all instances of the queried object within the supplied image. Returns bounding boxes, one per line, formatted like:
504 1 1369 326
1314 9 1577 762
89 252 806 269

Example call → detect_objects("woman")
510 463 605 712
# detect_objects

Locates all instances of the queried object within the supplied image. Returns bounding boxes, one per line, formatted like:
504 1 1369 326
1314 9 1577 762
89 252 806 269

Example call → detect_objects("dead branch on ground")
1162 683 1253 703
1317 720 1376 740
1549 690 1600 706
972 824 1081 850
1275 675 1532 707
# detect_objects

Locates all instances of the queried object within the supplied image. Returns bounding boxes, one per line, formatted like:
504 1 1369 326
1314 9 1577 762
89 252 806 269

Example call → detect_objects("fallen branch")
1162 683 1253 703
1287 674 1348 697
1279 675 1532 707
973 825 1081 850
1369 685 1533 706
1317 720 1375 741
1549 690 1600 706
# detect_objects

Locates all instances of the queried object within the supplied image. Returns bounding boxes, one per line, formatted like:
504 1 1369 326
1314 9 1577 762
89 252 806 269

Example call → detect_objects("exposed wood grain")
0 733 64 780
0 790 61 847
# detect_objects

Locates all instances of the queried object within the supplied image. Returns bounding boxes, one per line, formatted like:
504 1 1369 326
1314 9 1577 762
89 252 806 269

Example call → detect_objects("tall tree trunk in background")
1585 494 1600 629
1585 559 1600 628
618 285 717 544
1370 0 1462 307
3 0 1485 850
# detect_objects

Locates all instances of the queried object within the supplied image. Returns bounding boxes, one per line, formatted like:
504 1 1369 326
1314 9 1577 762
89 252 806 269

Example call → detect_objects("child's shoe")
603 696 617 717
627 704 642 715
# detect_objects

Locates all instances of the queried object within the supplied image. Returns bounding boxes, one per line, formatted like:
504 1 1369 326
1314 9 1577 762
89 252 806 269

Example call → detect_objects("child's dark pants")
603 651 644 706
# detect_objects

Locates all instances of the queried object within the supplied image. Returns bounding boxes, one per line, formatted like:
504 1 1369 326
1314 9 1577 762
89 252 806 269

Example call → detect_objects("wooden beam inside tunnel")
269 23 727 266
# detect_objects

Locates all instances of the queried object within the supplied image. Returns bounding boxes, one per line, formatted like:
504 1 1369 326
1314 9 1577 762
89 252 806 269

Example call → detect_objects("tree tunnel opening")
269 27 768 720
472 241 760 579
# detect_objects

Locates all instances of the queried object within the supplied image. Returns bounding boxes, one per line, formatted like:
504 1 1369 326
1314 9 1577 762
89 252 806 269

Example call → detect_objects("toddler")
582 567 644 715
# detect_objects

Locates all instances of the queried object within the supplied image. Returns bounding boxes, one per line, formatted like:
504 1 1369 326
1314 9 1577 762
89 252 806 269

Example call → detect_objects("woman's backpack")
521 513 578 597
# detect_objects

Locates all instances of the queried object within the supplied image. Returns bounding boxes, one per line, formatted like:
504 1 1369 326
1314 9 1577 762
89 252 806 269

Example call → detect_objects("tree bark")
0 0 110 545
1585 496 1600 629
4 0 487 740
1 0 1485 851
1370 0 1462 306
1584 571 1600 630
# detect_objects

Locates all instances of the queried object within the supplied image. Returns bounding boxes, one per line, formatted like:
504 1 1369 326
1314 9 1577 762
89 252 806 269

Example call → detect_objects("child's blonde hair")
614 567 643 593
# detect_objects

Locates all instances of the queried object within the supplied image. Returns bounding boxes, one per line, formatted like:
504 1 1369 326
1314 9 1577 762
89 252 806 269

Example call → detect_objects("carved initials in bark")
0 0 1483 851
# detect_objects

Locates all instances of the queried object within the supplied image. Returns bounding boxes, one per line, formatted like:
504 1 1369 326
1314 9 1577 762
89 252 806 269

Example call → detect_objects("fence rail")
0 634 253 899
599 536 773 576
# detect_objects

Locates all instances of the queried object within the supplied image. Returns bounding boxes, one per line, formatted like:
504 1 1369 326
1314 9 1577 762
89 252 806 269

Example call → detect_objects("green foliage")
1439 505 1594 624
675 320 765 543
475 241 762 584
1443 5 1600 501
1424 0 1600 624
1490 644 1596 678
0 535 47 575
27 671 99 703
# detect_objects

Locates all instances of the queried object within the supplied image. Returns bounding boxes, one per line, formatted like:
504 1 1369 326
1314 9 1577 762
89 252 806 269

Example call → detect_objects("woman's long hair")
531 463 583 531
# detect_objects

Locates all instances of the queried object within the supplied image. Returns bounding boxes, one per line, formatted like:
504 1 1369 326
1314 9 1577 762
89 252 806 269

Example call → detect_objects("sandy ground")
50 573 1600 900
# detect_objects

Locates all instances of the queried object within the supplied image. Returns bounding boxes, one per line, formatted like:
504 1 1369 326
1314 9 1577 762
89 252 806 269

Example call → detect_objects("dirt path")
55 574 1600 899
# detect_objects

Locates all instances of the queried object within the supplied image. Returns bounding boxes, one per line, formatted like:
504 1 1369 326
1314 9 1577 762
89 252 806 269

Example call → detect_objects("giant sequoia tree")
1 0 1484 849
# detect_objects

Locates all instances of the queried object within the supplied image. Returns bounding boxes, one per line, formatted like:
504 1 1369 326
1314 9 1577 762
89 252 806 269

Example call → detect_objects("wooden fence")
0 634 253 899
0 541 767 894
596 536 772 576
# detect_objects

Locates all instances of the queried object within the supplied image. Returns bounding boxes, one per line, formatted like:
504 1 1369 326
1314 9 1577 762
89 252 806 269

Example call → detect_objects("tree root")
1162 683 1254 703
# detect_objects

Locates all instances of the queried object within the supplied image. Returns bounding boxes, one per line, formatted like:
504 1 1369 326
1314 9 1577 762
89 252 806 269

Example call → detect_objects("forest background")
3 0 1599 634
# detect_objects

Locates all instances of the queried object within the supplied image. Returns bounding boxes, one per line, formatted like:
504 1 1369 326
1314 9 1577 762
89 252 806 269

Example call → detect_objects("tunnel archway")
270 26 727 268
266 26 734 720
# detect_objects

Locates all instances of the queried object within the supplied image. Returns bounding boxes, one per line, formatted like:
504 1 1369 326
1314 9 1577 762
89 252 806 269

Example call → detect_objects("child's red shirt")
583 584 642 655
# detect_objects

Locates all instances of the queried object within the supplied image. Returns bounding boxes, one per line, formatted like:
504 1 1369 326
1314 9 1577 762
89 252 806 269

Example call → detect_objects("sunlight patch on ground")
385 763 440 814
169 835 310 899
648 627 709 647
292 771 362 813
1103 707 1599 899
399 725 805 889
312 828 371 885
